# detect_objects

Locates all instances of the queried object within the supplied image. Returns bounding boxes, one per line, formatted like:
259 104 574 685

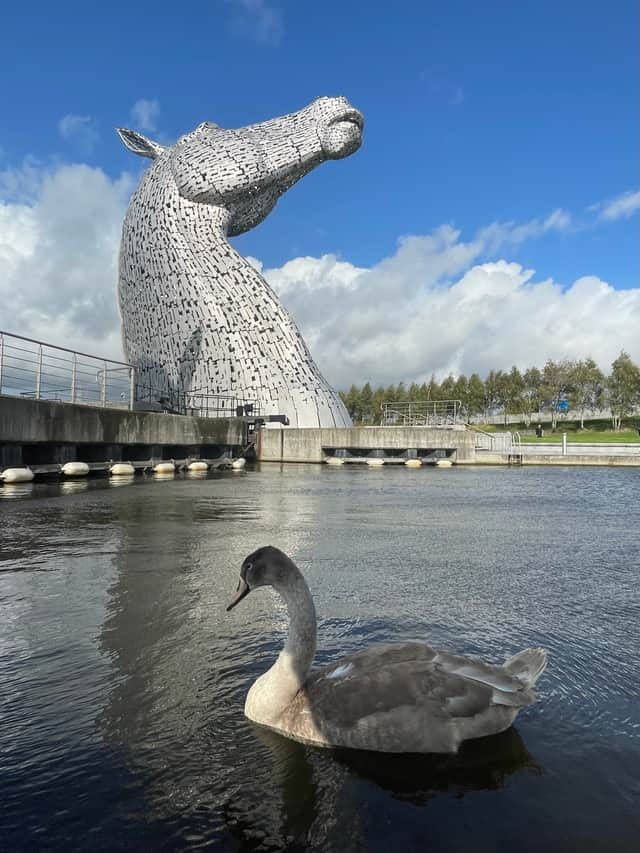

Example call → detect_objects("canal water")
1 464 639 852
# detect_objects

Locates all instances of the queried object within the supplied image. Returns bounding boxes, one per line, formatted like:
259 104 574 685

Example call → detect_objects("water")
1 464 639 852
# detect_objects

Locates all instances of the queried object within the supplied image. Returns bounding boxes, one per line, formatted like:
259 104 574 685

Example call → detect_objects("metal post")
562 432 567 456
101 362 107 407
36 345 42 399
129 367 135 411
71 353 77 403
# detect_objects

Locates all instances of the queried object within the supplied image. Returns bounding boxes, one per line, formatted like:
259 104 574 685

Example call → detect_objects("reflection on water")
59 479 90 496
0 465 639 852
0 482 35 500
108 474 136 488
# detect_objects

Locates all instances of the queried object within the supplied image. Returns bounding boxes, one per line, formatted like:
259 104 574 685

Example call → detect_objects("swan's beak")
226 577 250 611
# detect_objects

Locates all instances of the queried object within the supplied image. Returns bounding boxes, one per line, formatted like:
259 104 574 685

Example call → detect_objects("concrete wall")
521 453 640 466
0 396 246 449
256 426 477 463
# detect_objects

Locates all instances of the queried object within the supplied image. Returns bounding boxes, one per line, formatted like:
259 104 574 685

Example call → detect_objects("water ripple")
1 465 639 851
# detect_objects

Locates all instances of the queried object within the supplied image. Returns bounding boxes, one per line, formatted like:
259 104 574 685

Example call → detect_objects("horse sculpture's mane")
117 96 363 428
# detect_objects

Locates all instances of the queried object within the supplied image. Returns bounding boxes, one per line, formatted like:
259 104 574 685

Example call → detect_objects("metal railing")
184 393 261 419
469 427 514 453
382 400 461 427
133 382 261 419
0 330 135 410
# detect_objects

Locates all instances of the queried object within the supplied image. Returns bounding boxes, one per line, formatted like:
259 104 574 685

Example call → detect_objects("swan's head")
226 546 300 611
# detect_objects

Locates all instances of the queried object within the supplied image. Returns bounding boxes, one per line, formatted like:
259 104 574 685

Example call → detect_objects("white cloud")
0 161 636 390
597 189 640 221
130 99 160 132
0 156 49 204
225 0 283 45
261 231 639 388
58 114 98 152
477 208 571 253
0 162 134 360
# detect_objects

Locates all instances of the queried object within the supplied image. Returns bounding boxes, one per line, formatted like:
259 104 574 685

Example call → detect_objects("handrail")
0 329 133 367
0 329 135 411
382 399 462 426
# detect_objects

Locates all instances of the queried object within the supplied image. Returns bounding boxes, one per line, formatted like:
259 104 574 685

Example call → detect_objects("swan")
227 546 547 754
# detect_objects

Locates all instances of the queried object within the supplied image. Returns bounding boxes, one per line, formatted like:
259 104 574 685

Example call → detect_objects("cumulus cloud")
597 189 640 221
0 162 134 360
225 0 283 46
130 99 160 132
0 161 637 389
58 114 98 152
261 232 639 388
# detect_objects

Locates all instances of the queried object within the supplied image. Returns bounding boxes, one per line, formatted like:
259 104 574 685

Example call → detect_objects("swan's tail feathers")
504 648 548 688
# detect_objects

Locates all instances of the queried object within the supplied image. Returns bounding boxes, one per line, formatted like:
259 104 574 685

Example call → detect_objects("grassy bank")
519 429 640 444
475 417 640 444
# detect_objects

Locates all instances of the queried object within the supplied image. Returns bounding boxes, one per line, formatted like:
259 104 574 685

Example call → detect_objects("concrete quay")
464 449 640 467
256 426 640 467
256 426 476 463
519 453 640 466
0 396 249 468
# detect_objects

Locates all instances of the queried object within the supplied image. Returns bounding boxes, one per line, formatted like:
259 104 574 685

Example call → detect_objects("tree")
342 384 361 422
466 373 486 420
372 385 387 424
606 351 640 431
483 370 500 420
359 382 374 424
493 367 525 426
542 359 575 430
408 382 422 401
570 358 604 429
395 381 408 402
439 374 456 400
453 374 469 421
424 374 439 400
522 367 543 426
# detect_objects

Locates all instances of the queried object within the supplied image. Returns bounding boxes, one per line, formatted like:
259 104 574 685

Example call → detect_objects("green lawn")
472 418 640 443
519 429 640 444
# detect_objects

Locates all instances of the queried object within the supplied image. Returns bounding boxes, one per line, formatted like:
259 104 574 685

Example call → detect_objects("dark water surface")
1 464 639 852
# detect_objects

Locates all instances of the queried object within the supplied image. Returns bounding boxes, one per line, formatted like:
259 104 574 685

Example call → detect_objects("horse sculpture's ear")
116 128 166 159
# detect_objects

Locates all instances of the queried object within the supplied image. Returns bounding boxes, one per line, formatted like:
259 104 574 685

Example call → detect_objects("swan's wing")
312 643 533 699
286 643 535 752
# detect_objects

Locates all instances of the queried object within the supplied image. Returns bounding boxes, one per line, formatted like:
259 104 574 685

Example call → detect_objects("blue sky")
0 1 638 384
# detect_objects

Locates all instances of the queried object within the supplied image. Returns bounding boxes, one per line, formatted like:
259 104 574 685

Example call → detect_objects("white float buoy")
188 461 209 472
61 462 90 477
153 461 175 474
1 467 35 483
366 458 385 466
325 457 345 465
110 462 136 476
404 458 422 468
435 459 453 467
231 458 246 469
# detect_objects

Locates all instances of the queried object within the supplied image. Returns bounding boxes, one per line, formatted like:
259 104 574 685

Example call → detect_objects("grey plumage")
228 546 547 754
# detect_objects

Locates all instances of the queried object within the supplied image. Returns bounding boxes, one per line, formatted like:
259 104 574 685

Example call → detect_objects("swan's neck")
245 576 317 723
277 575 317 684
